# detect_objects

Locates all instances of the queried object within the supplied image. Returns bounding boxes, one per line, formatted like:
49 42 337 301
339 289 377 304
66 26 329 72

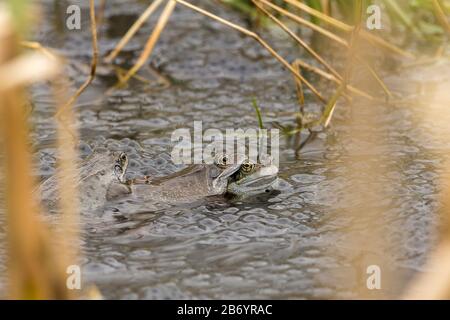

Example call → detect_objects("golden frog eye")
241 161 255 173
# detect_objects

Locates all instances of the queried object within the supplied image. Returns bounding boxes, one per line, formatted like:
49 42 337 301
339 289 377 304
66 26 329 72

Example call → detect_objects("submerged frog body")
130 154 279 203
37 150 130 213
129 154 244 203
38 151 279 213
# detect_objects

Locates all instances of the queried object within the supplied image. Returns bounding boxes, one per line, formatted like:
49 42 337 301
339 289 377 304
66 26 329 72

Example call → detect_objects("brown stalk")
118 0 176 86
283 0 351 30
432 0 450 34
104 0 164 63
354 55 392 98
259 0 391 98
56 0 98 118
258 0 348 46
293 59 373 100
281 0 415 59
320 0 361 129
0 52 61 91
252 0 343 81
113 65 170 89
175 0 326 103
20 41 58 61
326 1 392 299
292 60 304 158
292 60 305 111
0 8 70 299
96 0 107 30
322 0 330 16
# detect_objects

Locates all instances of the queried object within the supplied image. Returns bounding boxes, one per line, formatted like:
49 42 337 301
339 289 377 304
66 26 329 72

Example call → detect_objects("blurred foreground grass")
0 0 83 299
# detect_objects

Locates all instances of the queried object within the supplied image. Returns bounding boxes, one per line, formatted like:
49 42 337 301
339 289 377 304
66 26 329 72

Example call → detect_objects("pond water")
1 0 449 299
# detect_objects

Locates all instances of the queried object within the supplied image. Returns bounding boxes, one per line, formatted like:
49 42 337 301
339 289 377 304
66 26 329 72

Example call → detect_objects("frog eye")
215 154 229 167
221 155 228 165
241 161 255 173
120 153 127 162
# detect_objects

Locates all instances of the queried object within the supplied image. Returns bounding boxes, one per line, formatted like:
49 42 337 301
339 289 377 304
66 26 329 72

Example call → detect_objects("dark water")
1 0 449 299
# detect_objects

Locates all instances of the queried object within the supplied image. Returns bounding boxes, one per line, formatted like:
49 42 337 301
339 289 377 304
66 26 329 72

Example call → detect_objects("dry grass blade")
252 0 343 81
258 0 348 46
432 0 450 34
259 0 390 98
292 60 305 158
118 0 176 86
322 0 330 16
320 0 360 129
325 2 393 299
260 0 391 97
20 41 59 61
113 65 171 89
0 8 70 299
283 0 350 30
175 0 326 103
56 0 98 118
354 55 392 98
104 0 164 63
281 0 415 59
97 0 107 30
289 81 346 130
1 87 69 300
294 59 373 100
434 44 445 58
362 29 415 59
292 60 305 111
321 78 345 128
0 53 61 92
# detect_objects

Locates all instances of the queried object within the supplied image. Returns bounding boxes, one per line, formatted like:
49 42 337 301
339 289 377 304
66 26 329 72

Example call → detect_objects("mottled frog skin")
37 152 279 213
36 150 130 213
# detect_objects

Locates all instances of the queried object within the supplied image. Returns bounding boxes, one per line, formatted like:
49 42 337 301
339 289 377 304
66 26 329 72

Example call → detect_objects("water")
1 0 449 299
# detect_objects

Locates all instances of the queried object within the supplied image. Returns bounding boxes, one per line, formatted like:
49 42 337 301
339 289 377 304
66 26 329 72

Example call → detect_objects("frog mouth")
212 163 242 190
227 164 279 195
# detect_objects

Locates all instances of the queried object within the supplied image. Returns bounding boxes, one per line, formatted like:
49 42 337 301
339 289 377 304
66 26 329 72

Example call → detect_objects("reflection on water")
0 0 448 299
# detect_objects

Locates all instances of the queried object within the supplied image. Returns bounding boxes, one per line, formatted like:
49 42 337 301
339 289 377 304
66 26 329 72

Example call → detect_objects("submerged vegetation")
0 0 449 299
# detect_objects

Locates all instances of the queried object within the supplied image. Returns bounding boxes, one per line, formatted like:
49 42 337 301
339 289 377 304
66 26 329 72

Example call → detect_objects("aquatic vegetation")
232 0 450 38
